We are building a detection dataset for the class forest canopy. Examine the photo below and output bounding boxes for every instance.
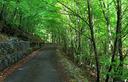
[0,0,128,82]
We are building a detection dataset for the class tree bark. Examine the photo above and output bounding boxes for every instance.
[87,0,100,82]
[105,0,123,82]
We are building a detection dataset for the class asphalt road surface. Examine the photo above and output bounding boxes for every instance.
[5,47,66,82]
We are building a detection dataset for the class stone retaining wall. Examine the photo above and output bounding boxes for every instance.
[0,39,31,71]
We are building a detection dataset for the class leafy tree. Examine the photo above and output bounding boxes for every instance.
[1,0,128,82]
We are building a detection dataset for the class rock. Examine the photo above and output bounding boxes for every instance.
[0,39,31,71]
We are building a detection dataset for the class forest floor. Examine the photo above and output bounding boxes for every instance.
[0,45,88,82]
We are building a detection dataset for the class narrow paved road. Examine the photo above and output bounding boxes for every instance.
[5,47,65,82]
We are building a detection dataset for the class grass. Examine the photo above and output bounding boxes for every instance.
[57,49,89,82]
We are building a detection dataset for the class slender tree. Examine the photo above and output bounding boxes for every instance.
[87,0,100,81]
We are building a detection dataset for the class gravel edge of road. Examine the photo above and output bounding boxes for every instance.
[56,49,89,82]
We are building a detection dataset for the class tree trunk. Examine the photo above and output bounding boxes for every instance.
[105,0,123,82]
[87,0,100,82]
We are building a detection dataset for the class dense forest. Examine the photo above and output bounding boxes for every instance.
[0,0,128,82]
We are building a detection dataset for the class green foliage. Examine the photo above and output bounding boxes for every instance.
[1,0,128,81]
